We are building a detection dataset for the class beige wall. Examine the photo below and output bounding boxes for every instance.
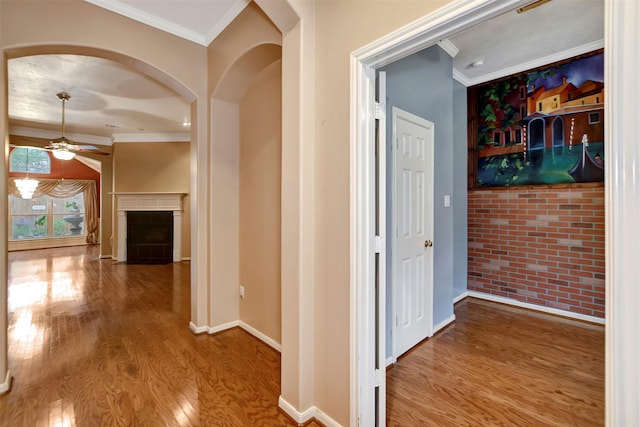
[239,60,282,343]
[0,0,459,423]
[112,141,191,258]
[0,0,9,390]
[206,3,282,331]
[100,155,113,258]
[312,1,450,423]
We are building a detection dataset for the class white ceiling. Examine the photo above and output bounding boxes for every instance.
[448,0,604,86]
[8,0,604,147]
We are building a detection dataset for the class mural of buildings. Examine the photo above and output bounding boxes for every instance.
[473,50,604,186]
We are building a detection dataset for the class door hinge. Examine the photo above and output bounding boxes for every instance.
[374,102,385,120]
[374,368,382,387]
[374,235,384,253]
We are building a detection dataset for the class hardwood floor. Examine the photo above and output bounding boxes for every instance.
[1,246,604,426]
[0,246,317,426]
[387,298,605,426]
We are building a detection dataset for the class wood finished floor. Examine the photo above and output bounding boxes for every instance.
[387,298,605,426]
[1,246,604,426]
[1,246,320,427]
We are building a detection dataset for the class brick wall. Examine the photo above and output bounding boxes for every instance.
[468,185,605,318]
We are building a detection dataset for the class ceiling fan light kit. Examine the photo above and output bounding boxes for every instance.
[47,91,77,161]
[52,148,76,160]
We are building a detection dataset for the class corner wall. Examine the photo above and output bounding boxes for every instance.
[239,60,282,343]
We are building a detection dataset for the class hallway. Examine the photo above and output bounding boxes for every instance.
[0,246,301,426]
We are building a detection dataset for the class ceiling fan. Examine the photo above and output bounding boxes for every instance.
[42,91,110,159]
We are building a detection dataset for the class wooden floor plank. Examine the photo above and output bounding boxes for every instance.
[0,246,603,426]
[386,298,604,426]
[0,246,313,427]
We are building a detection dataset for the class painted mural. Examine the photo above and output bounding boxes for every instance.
[474,50,604,187]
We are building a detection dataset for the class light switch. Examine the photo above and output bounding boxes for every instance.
[444,194,451,208]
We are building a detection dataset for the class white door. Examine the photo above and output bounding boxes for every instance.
[392,107,434,358]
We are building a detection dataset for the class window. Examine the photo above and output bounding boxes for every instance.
[10,147,50,174]
[10,193,86,240]
[493,130,502,147]
[515,128,522,144]
[504,128,512,145]
[589,112,601,124]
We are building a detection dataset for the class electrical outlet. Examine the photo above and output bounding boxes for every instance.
[239,286,245,299]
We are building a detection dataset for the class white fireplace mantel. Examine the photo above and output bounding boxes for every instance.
[112,192,187,262]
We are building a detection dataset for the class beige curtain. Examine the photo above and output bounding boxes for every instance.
[8,178,99,244]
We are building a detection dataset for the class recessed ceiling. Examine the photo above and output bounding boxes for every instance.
[8,0,604,147]
[9,54,191,145]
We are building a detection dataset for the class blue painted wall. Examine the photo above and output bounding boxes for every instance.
[381,45,467,358]
[453,79,468,300]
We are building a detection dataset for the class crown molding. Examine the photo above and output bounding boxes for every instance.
[204,0,251,45]
[85,0,208,46]
[460,39,604,87]
[437,38,459,58]
[9,126,113,146]
[112,132,190,143]
[452,68,472,86]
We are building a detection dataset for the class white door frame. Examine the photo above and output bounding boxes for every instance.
[353,0,639,425]
[391,107,435,360]
[350,0,562,425]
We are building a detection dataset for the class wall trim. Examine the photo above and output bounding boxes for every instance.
[385,356,396,367]
[181,257,191,261]
[207,320,240,334]
[0,371,11,394]
[437,38,459,58]
[238,321,281,352]
[189,320,282,352]
[461,39,605,87]
[278,396,342,427]
[314,407,342,427]
[468,291,605,325]
[189,322,208,334]
[453,291,469,304]
[433,314,456,334]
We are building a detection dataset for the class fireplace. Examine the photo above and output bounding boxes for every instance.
[126,211,173,264]
[113,192,186,263]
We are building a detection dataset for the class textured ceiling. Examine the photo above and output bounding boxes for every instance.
[448,0,604,86]
[8,0,604,146]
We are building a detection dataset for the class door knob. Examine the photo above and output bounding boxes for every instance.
[424,240,433,248]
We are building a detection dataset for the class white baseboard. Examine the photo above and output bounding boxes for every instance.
[208,320,240,334]
[189,322,208,334]
[190,320,282,352]
[239,321,281,352]
[314,407,342,427]
[467,291,606,325]
[99,254,112,259]
[0,370,12,394]
[278,396,342,427]
[278,396,315,424]
[432,314,456,334]
[453,291,469,304]
[181,257,191,261]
